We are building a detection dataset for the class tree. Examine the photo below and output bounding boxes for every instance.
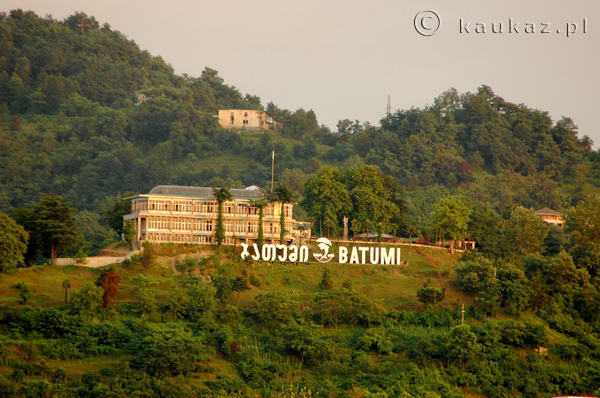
[448,324,481,365]
[31,195,81,265]
[280,324,332,365]
[185,281,217,320]
[232,276,250,304]
[319,269,334,290]
[96,268,122,310]
[416,279,446,309]
[70,284,103,319]
[567,195,600,277]
[454,256,495,293]
[0,212,29,272]
[468,206,501,257]
[274,183,294,244]
[500,206,548,259]
[211,269,234,304]
[213,187,233,248]
[123,220,136,250]
[131,274,159,316]
[253,291,297,332]
[105,192,135,237]
[62,279,71,304]
[348,165,400,234]
[250,198,267,247]
[302,165,351,236]
[10,282,33,305]
[133,326,211,377]
[434,196,471,250]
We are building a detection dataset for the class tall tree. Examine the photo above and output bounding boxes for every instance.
[0,212,29,272]
[274,183,294,244]
[213,187,233,249]
[31,195,81,265]
[302,165,351,236]
[106,191,135,237]
[500,206,548,259]
[566,195,600,277]
[250,198,267,247]
[347,165,400,235]
[96,268,122,310]
[434,196,471,250]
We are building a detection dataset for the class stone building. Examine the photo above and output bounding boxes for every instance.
[124,185,310,248]
[535,207,564,227]
[218,109,278,131]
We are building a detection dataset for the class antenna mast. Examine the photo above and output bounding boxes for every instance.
[270,150,275,196]
[386,95,391,117]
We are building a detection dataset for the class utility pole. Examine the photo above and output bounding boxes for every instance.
[270,150,274,196]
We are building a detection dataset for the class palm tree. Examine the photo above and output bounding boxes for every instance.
[62,279,71,304]
[250,198,268,247]
[273,183,294,245]
[213,187,233,249]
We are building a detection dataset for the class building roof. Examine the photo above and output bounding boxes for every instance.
[356,233,395,239]
[535,207,563,216]
[146,185,264,200]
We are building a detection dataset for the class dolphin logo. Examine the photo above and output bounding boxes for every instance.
[313,237,335,263]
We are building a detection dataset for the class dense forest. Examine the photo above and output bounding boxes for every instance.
[2,9,600,398]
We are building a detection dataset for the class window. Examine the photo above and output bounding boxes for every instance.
[243,120,248,124]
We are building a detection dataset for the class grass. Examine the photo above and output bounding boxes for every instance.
[0,243,468,311]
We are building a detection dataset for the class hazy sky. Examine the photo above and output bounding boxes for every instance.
[4,1,599,146]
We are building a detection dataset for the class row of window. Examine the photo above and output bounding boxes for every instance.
[145,217,289,235]
[132,199,291,217]
[147,233,213,244]
[145,233,250,245]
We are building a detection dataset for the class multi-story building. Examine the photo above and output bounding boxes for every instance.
[124,185,310,248]
[217,109,279,131]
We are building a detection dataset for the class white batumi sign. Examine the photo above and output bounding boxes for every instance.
[240,238,401,266]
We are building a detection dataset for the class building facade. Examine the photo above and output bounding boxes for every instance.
[218,109,278,131]
[535,208,564,227]
[124,185,310,248]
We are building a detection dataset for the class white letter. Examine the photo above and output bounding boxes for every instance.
[475,23,486,33]
[567,22,578,37]
[349,247,359,264]
[241,243,250,259]
[262,244,276,261]
[359,247,369,264]
[396,248,402,265]
[251,244,260,261]
[277,244,287,262]
[339,246,348,264]
[288,245,298,262]
[299,245,309,262]
[369,247,379,265]
[381,247,395,265]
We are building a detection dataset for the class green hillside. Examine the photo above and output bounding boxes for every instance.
[3,8,600,398]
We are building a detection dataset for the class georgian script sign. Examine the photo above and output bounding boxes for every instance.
[240,238,401,266]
